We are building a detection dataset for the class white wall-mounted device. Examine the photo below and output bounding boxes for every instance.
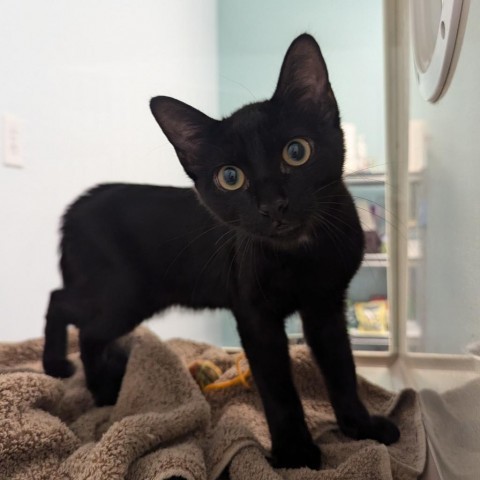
[410,0,464,102]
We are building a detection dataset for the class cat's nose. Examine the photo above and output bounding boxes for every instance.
[258,197,289,219]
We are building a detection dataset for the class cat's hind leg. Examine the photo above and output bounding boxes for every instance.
[79,333,129,406]
[78,275,148,406]
[43,288,80,378]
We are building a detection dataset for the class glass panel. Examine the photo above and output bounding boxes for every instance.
[218,0,389,349]
[407,0,480,354]
[406,6,480,476]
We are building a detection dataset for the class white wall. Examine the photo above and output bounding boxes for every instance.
[0,0,222,342]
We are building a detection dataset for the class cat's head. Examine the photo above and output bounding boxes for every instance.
[150,34,344,245]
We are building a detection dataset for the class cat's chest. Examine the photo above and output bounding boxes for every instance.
[234,243,357,308]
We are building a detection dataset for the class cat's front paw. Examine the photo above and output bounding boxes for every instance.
[91,383,121,406]
[345,415,400,445]
[364,415,400,445]
[270,440,321,470]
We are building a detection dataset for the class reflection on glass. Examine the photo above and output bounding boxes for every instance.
[407,0,480,354]
[346,179,389,351]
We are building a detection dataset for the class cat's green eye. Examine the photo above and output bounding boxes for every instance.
[216,165,246,191]
[282,138,312,166]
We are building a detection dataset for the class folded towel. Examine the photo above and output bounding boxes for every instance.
[0,327,425,479]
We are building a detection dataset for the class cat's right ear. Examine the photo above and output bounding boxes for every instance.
[272,34,333,108]
[150,96,217,178]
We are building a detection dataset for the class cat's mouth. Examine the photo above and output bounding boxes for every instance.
[269,221,303,239]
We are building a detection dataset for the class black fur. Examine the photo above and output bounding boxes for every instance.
[43,34,399,469]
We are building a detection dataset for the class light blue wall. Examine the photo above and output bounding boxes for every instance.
[218,0,386,170]
[217,0,387,347]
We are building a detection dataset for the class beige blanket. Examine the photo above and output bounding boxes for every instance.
[0,327,425,479]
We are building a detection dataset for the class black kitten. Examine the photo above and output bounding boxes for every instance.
[43,34,399,469]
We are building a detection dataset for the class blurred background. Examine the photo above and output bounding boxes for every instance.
[0,0,388,346]
[0,0,479,358]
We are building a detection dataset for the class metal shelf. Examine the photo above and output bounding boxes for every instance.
[287,332,390,351]
[344,171,423,185]
[362,248,421,268]
[344,173,387,185]
[362,252,389,267]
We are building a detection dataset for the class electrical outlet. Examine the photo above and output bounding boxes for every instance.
[3,114,23,168]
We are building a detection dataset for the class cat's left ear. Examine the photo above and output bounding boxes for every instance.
[272,34,334,107]
[150,96,217,178]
